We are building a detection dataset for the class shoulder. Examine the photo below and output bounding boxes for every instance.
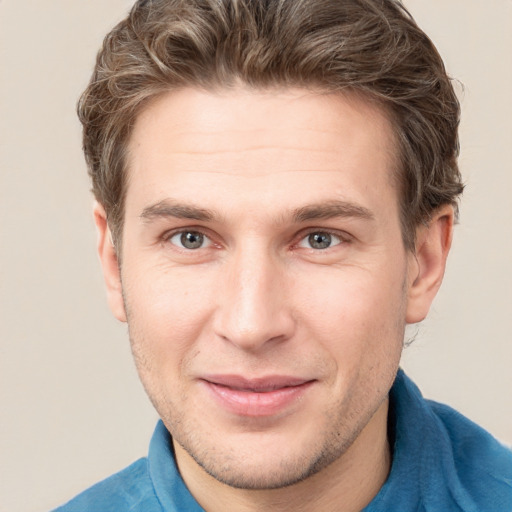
[428,399,512,509]
[377,370,512,511]
[52,458,163,512]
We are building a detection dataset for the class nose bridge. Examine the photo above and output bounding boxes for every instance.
[214,239,293,350]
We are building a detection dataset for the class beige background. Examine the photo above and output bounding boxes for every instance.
[0,1,511,511]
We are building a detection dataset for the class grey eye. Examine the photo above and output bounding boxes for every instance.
[169,231,210,250]
[299,232,342,250]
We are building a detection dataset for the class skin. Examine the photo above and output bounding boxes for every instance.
[95,87,453,512]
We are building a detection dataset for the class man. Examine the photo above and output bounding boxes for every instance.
[54,0,512,510]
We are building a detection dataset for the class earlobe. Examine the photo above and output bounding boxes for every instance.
[93,201,127,322]
[406,205,455,324]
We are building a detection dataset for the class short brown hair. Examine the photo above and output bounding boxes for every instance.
[78,0,463,250]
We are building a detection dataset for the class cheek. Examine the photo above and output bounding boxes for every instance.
[122,264,218,368]
[294,264,407,350]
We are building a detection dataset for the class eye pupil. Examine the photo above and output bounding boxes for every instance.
[309,232,332,249]
[180,231,204,249]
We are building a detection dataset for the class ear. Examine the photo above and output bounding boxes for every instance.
[406,205,454,324]
[93,201,127,322]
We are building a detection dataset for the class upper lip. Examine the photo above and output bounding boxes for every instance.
[201,375,314,392]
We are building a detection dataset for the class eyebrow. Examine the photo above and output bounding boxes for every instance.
[292,200,375,223]
[140,200,215,222]
[140,198,374,224]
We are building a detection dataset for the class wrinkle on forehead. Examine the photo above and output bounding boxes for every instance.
[126,87,400,202]
[129,86,395,150]
[150,145,346,156]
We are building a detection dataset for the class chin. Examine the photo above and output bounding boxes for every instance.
[175,425,357,491]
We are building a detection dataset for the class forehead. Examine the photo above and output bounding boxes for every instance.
[125,87,398,219]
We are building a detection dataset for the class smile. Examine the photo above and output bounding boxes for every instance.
[201,375,315,417]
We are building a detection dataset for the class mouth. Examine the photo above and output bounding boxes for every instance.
[200,375,316,417]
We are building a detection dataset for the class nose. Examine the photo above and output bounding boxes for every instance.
[212,244,296,352]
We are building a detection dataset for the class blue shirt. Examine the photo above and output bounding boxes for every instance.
[53,370,512,511]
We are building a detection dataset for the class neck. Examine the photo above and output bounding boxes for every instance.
[174,399,391,512]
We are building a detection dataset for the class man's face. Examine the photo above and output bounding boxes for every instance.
[111,88,416,488]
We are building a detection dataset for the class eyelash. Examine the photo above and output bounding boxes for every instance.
[162,227,351,252]
[162,228,216,251]
[299,231,341,249]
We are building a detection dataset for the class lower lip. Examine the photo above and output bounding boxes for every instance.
[203,380,314,417]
